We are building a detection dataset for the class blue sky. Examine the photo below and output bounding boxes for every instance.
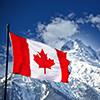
[0,0,100,75]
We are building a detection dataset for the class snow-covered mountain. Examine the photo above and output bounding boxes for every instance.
[61,39,99,61]
[97,50,100,61]
[0,39,100,100]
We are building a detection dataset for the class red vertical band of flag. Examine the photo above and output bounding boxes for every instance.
[10,32,31,77]
[55,49,70,83]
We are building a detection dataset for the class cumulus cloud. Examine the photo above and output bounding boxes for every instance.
[83,14,100,30]
[75,14,100,30]
[37,23,45,33]
[36,13,100,48]
[37,17,79,48]
[76,14,100,24]
[86,14,100,23]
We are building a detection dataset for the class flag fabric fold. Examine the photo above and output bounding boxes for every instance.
[10,32,70,83]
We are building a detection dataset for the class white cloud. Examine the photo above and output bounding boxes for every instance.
[1,45,7,51]
[8,61,13,73]
[0,44,13,75]
[76,18,84,24]
[37,23,46,33]
[88,14,100,23]
[67,12,75,19]
[96,24,100,30]
[85,14,100,30]
[91,24,95,28]
[76,14,100,24]
[27,29,31,32]
[74,14,100,30]
[37,17,79,48]
[20,29,34,38]
[20,30,27,35]
[36,13,100,48]
[83,12,88,15]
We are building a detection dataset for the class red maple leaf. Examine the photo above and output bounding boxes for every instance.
[33,49,55,74]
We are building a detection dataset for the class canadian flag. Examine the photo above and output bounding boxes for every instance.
[10,32,70,83]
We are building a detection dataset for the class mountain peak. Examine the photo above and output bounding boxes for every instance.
[74,39,85,47]
[61,39,99,61]
[75,39,81,42]
[61,39,84,51]
[61,40,74,51]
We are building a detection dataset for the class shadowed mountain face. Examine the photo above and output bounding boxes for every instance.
[0,39,100,100]
[0,74,75,100]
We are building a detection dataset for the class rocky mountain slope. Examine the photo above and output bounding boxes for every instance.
[0,39,100,100]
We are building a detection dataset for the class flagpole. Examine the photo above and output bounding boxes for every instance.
[4,23,10,100]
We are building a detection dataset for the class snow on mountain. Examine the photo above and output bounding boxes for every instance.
[0,74,75,100]
[0,75,3,80]
[97,50,100,61]
[0,39,100,100]
[62,39,100,99]
[61,39,99,61]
